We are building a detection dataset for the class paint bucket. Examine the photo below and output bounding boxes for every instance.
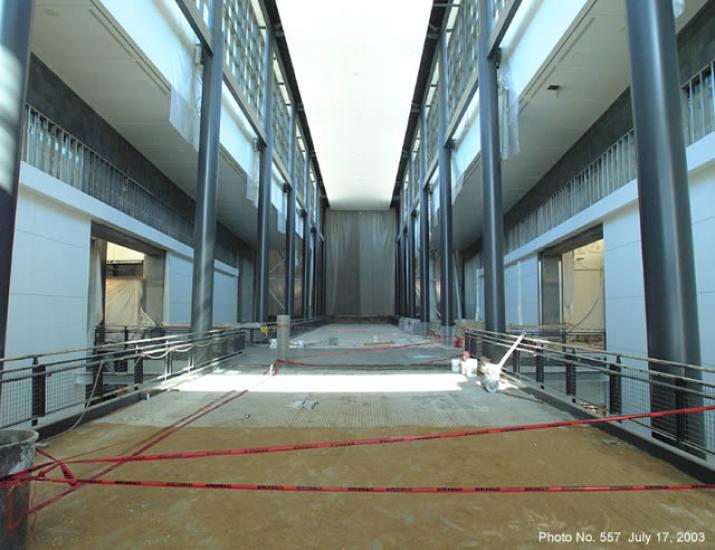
[0,429,38,549]
[451,358,461,373]
[462,358,480,378]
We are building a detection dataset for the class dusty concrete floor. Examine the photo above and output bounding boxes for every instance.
[25,324,715,549]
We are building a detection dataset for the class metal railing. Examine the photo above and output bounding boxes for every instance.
[505,130,637,252]
[683,59,715,146]
[505,56,715,254]
[20,105,242,266]
[0,328,247,430]
[464,329,715,461]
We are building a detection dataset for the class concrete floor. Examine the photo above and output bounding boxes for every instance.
[26,324,715,548]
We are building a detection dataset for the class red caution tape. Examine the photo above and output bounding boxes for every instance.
[18,405,715,471]
[27,367,272,514]
[29,476,715,494]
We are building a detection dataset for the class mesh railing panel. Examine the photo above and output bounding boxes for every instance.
[465,329,715,461]
[0,328,247,430]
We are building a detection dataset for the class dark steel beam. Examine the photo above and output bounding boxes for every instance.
[0,0,33,360]
[284,107,297,317]
[407,160,416,317]
[437,31,454,330]
[625,0,702,443]
[254,29,275,323]
[487,0,522,58]
[478,0,506,350]
[175,0,212,53]
[302,154,311,318]
[391,2,449,208]
[190,0,224,335]
[419,108,431,326]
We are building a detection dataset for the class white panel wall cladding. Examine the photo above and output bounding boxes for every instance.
[473,137,715,369]
[506,255,540,326]
[8,163,240,356]
[6,190,91,358]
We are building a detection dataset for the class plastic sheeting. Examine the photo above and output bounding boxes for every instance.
[498,59,520,160]
[87,240,105,344]
[325,210,396,316]
[105,277,156,328]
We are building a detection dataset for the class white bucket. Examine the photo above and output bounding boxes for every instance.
[451,358,461,373]
[462,358,479,378]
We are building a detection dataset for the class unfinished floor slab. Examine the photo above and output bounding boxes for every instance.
[25,324,715,548]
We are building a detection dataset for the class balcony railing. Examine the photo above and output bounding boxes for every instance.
[505,130,637,253]
[21,106,246,266]
[683,59,715,146]
[21,106,194,243]
[504,56,715,254]
[465,329,715,461]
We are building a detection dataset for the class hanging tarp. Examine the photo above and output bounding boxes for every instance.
[325,210,396,316]
[105,277,155,328]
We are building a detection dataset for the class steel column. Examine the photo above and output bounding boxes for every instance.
[190,0,224,335]
[0,0,33,360]
[284,107,297,317]
[419,108,430,327]
[437,31,454,331]
[478,0,506,353]
[302,154,311,319]
[254,29,275,323]
[407,159,416,318]
[625,0,702,441]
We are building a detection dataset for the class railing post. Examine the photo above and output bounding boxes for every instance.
[609,354,622,415]
[565,348,576,400]
[513,348,520,375]
[31,356,46,426]
[87,358,104,405]
[535,345,544,385]
[277,314,290,363]
[133,355,144,388]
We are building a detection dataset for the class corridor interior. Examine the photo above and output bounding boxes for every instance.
[26,323,715,549]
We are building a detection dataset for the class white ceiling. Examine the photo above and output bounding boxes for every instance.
[278,0,432,210]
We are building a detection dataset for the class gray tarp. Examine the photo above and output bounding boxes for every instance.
[325,210,396,316]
